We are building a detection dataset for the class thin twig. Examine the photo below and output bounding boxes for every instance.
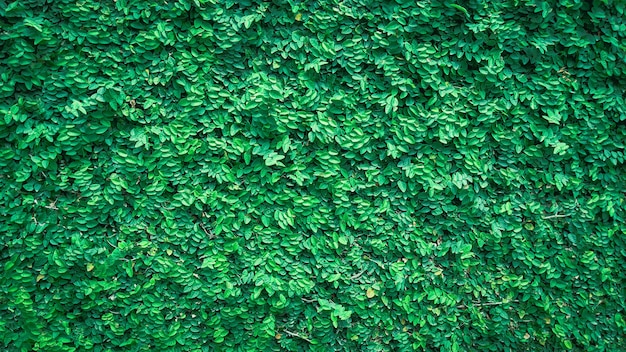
[199,223,214,238]
[283,330,312,343]
[45,199,58,210]
[350,268,367,280]
[457,300,519,309]
[301,297,316,303]
[368,258,385,269]
[542,213,572,220]
[476,300,519,306]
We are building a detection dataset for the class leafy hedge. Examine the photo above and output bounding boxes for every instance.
[1,0,626,350]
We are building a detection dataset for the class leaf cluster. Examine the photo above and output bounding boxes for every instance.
[1,0,625,351]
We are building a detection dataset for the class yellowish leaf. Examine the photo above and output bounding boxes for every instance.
[36,274,45,282]
[295,13,302,21]
[166,249,173,255]
[87,263,94,272]
[366,288,376,298]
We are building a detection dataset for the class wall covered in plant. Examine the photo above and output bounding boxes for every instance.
[1,0,625,350]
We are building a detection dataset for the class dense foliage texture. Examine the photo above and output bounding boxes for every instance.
[1,0,626,350]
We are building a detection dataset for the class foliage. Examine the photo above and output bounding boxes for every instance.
[1,0,626,350]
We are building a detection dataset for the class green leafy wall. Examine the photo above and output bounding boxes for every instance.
[1,0,625,350]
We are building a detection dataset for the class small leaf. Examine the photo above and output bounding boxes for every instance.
[447,3,469,17]
[366,288,376,299]
[563,340,573,349]
[87,263,95,272]
[125,263,134,277]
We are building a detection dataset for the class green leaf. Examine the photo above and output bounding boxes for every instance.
[447,4,469,17]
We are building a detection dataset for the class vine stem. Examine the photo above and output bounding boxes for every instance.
[283,329,312,343]
[457,300,519,309]
[350,268,367,280]
[542,213,572,219]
